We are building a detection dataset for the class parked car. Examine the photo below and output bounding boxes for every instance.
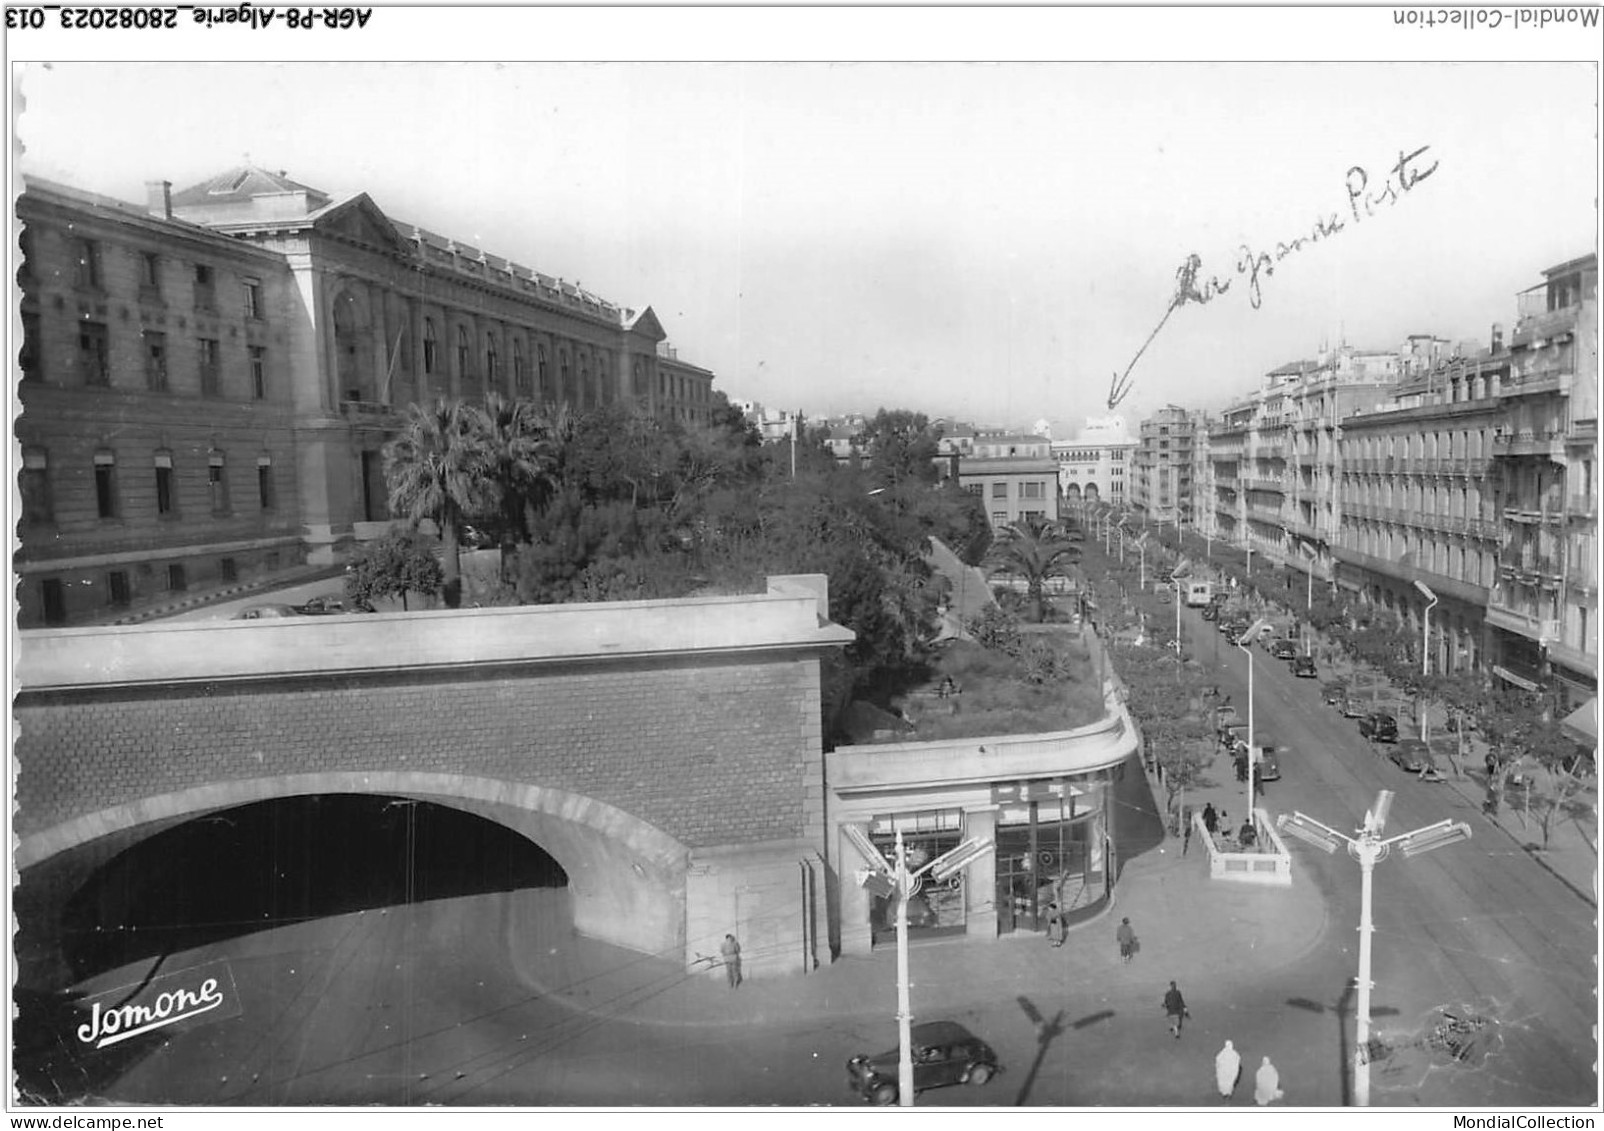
[1340,695,1372,719]
[1270,639,1299,660]
[1320,679,1348,704]
[1213,703,1238,728]
[231,604,299,620]
[1257,744,1283,781]
[1157,588,1172,604]
[293,594,372,615]
[1358,712,1399,743]
[847,1020,1000,1105]
[1201,605,1219,622]
[1292,655,1318,679]
[1388,738,1444,779]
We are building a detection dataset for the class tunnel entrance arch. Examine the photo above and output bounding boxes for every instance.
[17,772,691,965]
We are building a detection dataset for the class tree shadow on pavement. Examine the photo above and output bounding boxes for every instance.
[1013,996,1115,1105]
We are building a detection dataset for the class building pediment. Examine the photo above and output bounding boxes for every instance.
[310,194,412,255]
[624,305,667,343]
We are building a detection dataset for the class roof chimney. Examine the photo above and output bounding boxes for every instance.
[1491,323,1504,354]
[145,180,172,219]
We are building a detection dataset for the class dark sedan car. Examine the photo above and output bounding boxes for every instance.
[1388,738,1445,779]
[1270,639,1299,660]
[231,604,299,620]
[1292,655,1318,678]
[848,1020,1000,1105]
[1320,679,1348,705]
[294,594,376,615]
[1358,712,1399,743]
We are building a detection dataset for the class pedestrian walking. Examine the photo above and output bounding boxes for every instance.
[1254,1056,1284,1105]
[1116,916,1137,963]
[1183,811,1193,855]
[1046,903,1063,947]
[720,933,743,988]
[1202,803,1218,835]
[1162,980,1189,1038]
[1215,1039,1241,1101]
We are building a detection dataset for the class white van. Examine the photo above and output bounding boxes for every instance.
[1184,581,1212,607]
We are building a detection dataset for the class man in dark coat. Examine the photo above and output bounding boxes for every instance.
[1202,803,1219,834]
[1163,981,1189,1038]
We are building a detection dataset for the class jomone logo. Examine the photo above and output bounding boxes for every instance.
[76,959,241,1049]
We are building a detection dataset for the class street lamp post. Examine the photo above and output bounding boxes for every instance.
[1277,797,1471,1107]
[1414,580,1438,677]
[843,827,992,1107]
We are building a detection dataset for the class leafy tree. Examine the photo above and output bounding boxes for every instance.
[478,392,562,578]
[344,527,443,611]
[984,518,1082,623]
[859,408,943,490]
[383,399,495,608]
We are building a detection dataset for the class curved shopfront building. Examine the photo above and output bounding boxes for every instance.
[828,690,1137,956]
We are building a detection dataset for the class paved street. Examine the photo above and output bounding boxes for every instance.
[35,583,1597,1108]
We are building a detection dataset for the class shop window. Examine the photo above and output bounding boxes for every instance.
[167,563,187,592]
[108,570,131,608]
[220,557,238,584]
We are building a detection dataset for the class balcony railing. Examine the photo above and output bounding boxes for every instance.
[1492,429,1566,457]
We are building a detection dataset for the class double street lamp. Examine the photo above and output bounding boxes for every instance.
[843,827,992,1107]
[1278,795,1471,1107]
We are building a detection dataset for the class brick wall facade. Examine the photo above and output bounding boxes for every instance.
[15,653,823,855]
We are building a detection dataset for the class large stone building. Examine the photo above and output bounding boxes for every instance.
[15,168,716,627]
[1050,415,1136,516]
[956,432,1059,528]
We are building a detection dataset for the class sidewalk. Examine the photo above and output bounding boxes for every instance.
[1422,703,1598,907]
[507,788,1329,1035]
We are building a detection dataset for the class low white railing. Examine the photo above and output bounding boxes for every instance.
[1196,806,1293,887]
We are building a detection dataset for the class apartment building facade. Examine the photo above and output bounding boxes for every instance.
[1485,254,1598,707]
[1131,405,1197,527]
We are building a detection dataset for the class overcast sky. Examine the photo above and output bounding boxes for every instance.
[15,59,1599,435]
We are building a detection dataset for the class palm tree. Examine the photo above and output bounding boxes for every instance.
[985,517,1082,623]
[383,398,494,608]
[480,391,563,579]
